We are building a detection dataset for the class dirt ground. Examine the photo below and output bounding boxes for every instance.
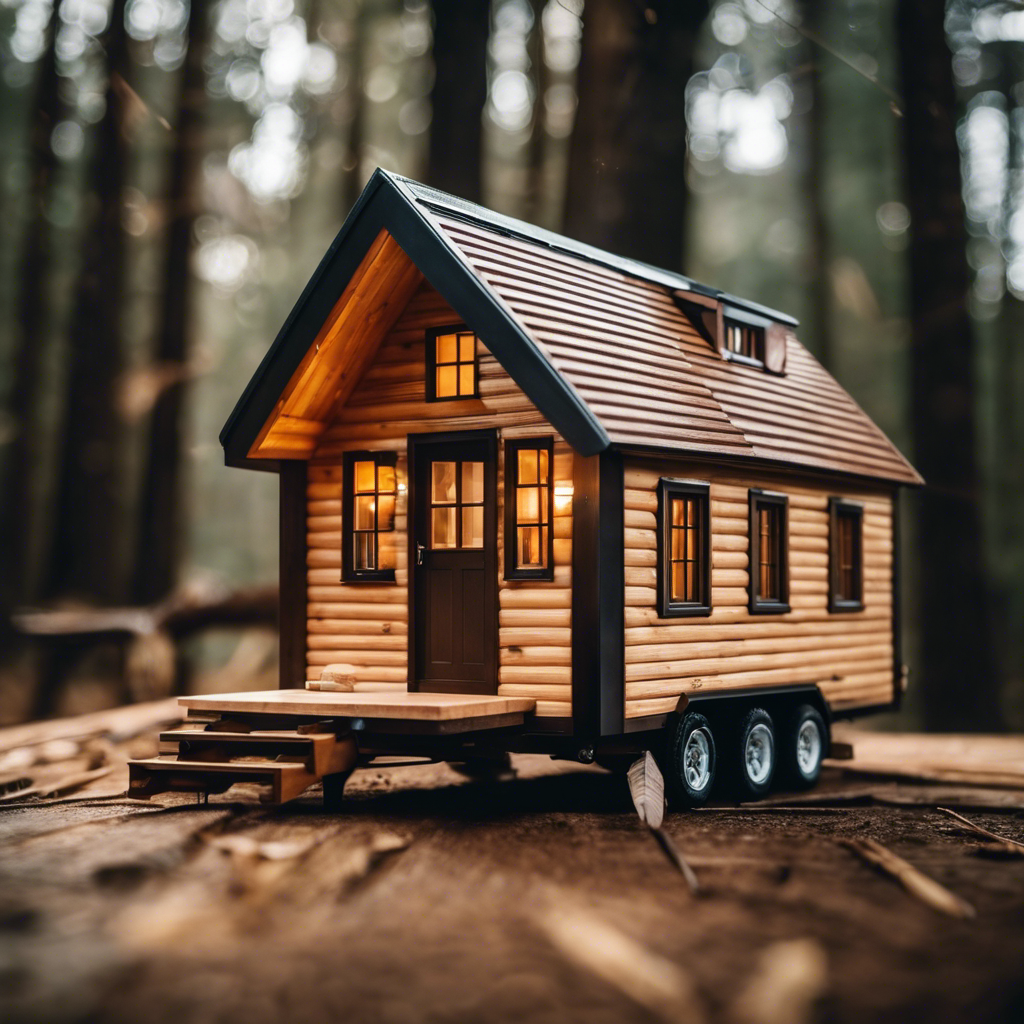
[2,729,1024,1024]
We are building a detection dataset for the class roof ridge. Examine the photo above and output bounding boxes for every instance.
[385,171,799,328]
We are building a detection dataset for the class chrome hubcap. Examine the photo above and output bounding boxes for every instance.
[744,723,773,784]
[683,728,711,792]
[796,719,822,776]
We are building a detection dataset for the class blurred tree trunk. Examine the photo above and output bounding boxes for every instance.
[132,0,210,604]
[426,0,489,202]
[343,0,367,214]
[45,0,132,604]
[993,44,1024,719]
[896,0,1000,730]
[563,0,708,270]
[802,0,833,370]
[525,0,549,227]
[0,10,60,609]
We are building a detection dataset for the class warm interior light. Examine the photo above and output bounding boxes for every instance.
[554,483,573,515]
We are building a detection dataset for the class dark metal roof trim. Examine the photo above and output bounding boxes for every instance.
[609,442,923,490]
[395,173,800,327]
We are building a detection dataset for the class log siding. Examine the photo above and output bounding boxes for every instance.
[623,458,896,719]
[305,281,573,717]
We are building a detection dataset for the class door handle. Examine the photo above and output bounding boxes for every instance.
[416,543,425,566]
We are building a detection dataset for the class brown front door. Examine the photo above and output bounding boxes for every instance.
[411,433,497,693]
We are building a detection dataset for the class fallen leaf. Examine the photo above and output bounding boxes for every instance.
[628,751,665,828]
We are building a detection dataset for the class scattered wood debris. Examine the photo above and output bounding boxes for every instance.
[937,807,1024,858]
[0,765,114,804]
[729,938,828,1024]
[840,837,976,919]
[535,901,706,1024]
[827,728,1024,791]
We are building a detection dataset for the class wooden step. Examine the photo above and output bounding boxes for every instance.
[158,730,343,774]
[129,757,317,804]
[128,730,358,805]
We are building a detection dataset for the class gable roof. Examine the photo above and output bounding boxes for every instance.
[221,169,921,486]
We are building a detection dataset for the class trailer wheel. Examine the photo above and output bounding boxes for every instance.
[780,704,827,789]
[665,712,717,807]
[733,708,776,799]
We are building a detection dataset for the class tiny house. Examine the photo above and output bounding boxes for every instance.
[129,170,921,808]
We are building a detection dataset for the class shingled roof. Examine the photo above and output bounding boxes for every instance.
[221,169,921,486]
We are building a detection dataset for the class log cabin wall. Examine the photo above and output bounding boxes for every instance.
[623,458,895,720]
[304,281,573,717]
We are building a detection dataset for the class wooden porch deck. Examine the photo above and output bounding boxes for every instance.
[179,689,537,722]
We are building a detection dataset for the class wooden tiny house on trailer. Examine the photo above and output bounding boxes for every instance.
[129,170,922,807]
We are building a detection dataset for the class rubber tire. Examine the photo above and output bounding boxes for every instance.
[779,704,828,790]
[732,707,776,800]
[663,712,717,808]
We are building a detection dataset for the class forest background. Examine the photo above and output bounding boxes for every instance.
[0,0,1020,732]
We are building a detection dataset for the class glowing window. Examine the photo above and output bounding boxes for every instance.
[427,327,477,400]
[342,450,398,582]
[657,479,711,617]
[504,438,553,580]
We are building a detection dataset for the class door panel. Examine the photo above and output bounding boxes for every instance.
[412,434,497,693]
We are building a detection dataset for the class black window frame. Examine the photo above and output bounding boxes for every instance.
[828,497,865,612]
[721,305,769,367]
[748,489,790,614]
[341,449,398,583]
[504,436,555,581]
[657,479,712,618]
[425,324,479,402]
[723,319,766,365]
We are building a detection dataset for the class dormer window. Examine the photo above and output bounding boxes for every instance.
[724,319,765,363]
[674,295,787,374]
[426,326,478,401]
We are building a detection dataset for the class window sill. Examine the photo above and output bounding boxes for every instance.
[722,350,765,370]
[828,598,865,614]
[342,571,397,584]
[658,603,712,619]
[424,393,479,404]
[504,569,555,583]
[749,600,791,616]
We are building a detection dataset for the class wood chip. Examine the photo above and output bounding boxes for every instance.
[839,837,975,919]
[209,833,321,861]
[729,938,828,1024]
[535,903,706,1024]
[937,807,1024,857]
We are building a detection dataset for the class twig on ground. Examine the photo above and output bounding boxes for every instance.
[937,807,1024,857]
[839,837,975,919]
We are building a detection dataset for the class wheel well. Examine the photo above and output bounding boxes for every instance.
[592,685,831,763]
[686,685,831,734]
